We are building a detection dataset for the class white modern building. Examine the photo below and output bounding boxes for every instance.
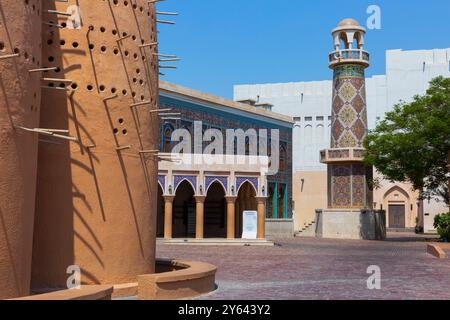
[234,48,450,234]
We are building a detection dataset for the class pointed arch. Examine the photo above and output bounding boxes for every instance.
[236,178,258,195]
[354,31,363,49]
[173,180,196,238]
[204,181,227,238]
[174,178,196,194]
[205,178,227,195]
[174,175,197,194]
[235,181,258,237]
[339,32,349,49]
[383,185,410,201]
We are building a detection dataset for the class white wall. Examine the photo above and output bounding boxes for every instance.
[423,198,449,233]
[386,49,450,109]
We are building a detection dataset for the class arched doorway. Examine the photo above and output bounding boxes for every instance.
[156,184,165,238]
[383,186,411,229]
[204,182,226,238]
[235,182,257,238]
[173,180,196,238]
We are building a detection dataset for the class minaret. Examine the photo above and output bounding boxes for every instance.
[320,19,373,212]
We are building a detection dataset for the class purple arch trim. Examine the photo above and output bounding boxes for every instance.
[236,177,258,194]
[174,175,197,193]
[205,176,228,194]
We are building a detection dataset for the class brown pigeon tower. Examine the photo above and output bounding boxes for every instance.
[0,0,42,299]
[31,0,160,289]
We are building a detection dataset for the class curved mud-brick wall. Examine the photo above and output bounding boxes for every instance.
[32,0,159,288]
[0,1,42,299]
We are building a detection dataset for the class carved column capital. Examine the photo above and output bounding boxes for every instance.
[163,195,175,203]
[225,196,237,204]
[194,195,206,204]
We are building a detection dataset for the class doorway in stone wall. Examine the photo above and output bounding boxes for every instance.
[235,182,257,238]
[389,204,406,229]
[173,180,196,238]
[204,182,227,238]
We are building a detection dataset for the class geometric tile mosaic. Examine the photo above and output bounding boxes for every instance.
[328,64,372,209]
[339,81,356,102]
[339,105,357,127]
[352,94,365,114]
[339,131,357,148]
[352,118,366,143]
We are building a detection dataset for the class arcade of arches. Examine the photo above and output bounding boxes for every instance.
[157,180,263,239]
[156,152,271,241]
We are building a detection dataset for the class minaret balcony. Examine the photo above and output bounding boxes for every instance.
[328,49,370,68]
[320,148,366,164]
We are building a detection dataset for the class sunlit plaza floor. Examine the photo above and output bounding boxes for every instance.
[156,233,450,300]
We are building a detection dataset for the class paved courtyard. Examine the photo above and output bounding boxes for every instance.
[157,233,450,300]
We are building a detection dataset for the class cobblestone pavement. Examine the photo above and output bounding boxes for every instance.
[156,233,450,300]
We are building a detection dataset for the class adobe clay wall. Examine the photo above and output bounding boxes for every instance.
[0,0,42,299]
[32,0,159,289]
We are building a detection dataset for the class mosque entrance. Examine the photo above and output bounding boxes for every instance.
[204,182,227,238]
[173,180,196,238]
[235,182,257,238]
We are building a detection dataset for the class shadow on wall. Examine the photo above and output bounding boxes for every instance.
[31,2,76,287]
[0,1,44,298]
[0,206,20,297]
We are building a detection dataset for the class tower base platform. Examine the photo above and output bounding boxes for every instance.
[315,209,386,240]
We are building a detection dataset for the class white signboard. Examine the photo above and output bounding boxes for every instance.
[242,211,258,240]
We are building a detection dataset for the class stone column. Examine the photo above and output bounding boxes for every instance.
[225,197,237,239]
[164,196,175,239]
[256,197,267,240]
[195,196,206,239]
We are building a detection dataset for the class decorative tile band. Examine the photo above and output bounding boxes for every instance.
[333,64,365,78]
[331,165,352,208]
[331,64,368,149]
[330,164,371,209]
[329,149,350,159]
[353,149,365,158]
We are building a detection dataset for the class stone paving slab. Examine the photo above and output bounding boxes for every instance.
[157,238,274,246]
[156,233,450,300]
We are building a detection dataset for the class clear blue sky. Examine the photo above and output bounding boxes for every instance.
[157,0,450,98]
